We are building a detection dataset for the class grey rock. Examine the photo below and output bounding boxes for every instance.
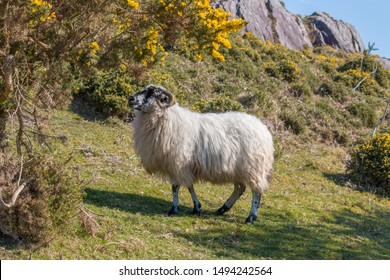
[215,0,312,50]
[266,0,312,50]
[214,0,366,54]
[214,0,274,42]
[308,12,365,53]
[376,57,390,69]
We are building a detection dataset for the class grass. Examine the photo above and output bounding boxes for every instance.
[1,98,389,260]
[1,34,389,260]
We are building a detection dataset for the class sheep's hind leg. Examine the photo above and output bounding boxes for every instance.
[168,184,180,216]
[187,185,202,216]
[245,191,262,224]
[216,184,246,215]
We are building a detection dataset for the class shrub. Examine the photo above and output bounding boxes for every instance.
[335,69,384,96]
[75,70,135,120]
[317,80,348,101]
[347,102,377,127]
[348,134,390,193]
[263,59,302,83]
[289,81,312,98]
[192,96,243,113]
[0,153,84,242]
[336,55,388,96]
[280,111,306,134]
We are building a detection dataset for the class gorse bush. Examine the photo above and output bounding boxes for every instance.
[317,80,349,101]
[336,54,389,96]
[74,69,136,120]
[280,111,306,135]
[348,134,390,193]
[263,59,302,83]
[192,96,243,113]
[0,153,84,242]
[347,102,377,127]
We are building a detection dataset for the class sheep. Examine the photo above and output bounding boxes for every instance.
[128,85,274,223]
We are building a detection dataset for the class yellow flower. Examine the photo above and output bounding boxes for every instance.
[212,49,225,61]
[89,41,100,53]
[32,0,43,6]
[119,64,127,72]
[127,0,139,10]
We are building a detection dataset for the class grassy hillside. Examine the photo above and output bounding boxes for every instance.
[1,34,389,259]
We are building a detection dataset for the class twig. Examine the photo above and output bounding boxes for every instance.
[353,65,378,92]
[80,205,106,217]
[372,98,390,137]
[0,179,33,209]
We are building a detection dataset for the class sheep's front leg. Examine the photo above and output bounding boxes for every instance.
[187,185,202,216]
[168,184,180,216]
[245,191,262,224]
[216,184,246,215]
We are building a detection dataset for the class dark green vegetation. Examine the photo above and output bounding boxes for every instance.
[1,32,390,259]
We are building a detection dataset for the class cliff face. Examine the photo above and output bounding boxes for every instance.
[214,0,365,53]
[214,0,275,42]
[308,12,365,53]
[266,0,313,50]
[215,0,312,50]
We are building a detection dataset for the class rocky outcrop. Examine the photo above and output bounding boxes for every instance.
[376,57,390,69]
[266,0,312,50]
[214,0,275,42]
[307,12,365,53]
[214,0,312,50]
[215,0,366,53]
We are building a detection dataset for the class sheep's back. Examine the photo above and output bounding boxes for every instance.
[194,112,274,190]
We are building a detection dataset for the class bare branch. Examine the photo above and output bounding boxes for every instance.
[372,98,390,137]
[0,155,33,209]
[0,179,32,209]
[353,65,378,92]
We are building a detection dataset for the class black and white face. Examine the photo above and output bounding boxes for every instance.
[128,85,172,113]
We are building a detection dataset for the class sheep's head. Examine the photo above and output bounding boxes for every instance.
[129,84,175,113]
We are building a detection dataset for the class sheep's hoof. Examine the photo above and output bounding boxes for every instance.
[216,204,230,216]
[168,206,180,216]
[192,203,202,216]
[245,215,257,224]
[192,208,201,216]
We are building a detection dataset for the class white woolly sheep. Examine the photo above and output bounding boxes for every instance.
[128,85,274,223]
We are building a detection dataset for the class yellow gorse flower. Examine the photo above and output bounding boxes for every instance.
[89,41,100,53]
[127,0,139,10]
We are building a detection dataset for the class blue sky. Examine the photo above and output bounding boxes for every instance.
[282,0,390,58]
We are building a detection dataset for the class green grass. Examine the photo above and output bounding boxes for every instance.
[1,35,389,260]
[1,98,389,260]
